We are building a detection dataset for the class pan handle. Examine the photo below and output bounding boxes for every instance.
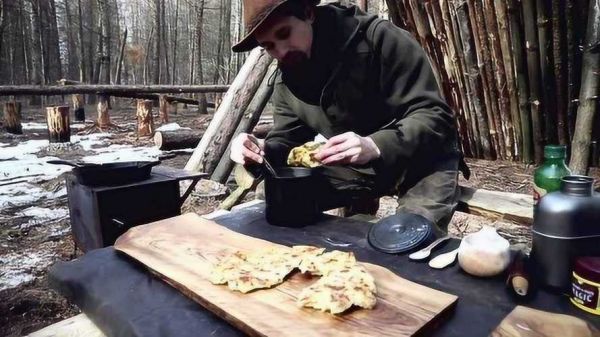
[46,159,84,168]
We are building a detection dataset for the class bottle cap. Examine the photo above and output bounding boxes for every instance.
[544,145,567,159]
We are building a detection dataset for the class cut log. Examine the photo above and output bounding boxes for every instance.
[97,95,111,127]
[137,100,155,137]
[185,48,273,174]
[0,84,231,96]
[46,106,71,143]
[154,130,203,151]
[3,101,23,134]
[159,95,169,123]
[457,186,533,225]
[72,94,85,121]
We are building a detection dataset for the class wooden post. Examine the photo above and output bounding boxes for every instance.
[3,101,23,134]
[169,101,178,116]
[97,95,111,127]
[159,95,169,123]
[569,0,600,174]
[46,106,71,143]
[72,94,85,121]
[137,99,155,137]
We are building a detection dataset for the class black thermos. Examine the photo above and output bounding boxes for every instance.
[532,176,600,292]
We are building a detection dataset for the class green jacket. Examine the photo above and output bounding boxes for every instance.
[265,4,459,184]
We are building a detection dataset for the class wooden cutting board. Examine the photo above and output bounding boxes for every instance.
[114,213,458,337]
[490,306,600,337]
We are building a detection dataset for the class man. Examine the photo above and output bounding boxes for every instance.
[230,0,467,234]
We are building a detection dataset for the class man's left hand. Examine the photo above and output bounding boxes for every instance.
[314,132,381,165]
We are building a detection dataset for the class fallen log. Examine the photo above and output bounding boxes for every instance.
[457,186,533,225]
[0,84,230,96]
[154,130,203,151]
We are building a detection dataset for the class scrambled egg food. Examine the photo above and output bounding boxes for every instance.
[286,141,325,168]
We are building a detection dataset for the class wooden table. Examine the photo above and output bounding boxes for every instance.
[46,202,599,337]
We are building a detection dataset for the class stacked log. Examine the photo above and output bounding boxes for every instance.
[3,101,23,134]
[46,106,71,143]
[388,0,595,165]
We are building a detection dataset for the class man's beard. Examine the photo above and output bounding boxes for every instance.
[279,50,309,74]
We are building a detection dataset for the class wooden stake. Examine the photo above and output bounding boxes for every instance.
[569,0,600,174]
[97,95,111,127]
[522,0,545,163]
[46,106,71,143]
[3,101,23,134]
[137,99,155,138]
[72,94,85,122]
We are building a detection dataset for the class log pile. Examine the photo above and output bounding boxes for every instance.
[387,0,597,165]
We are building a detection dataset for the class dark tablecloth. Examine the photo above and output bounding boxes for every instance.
[49,204,600,337]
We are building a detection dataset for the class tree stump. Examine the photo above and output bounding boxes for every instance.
[3,101,23,134]
[159,95,169,123]
[154,130,203,151]
[137,99,155,137]
[46,106,71,143]
[72,94,85,122]
[97,95,111,127]
[169,101,178,116]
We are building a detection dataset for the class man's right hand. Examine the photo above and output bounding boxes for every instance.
[230,133,265,165]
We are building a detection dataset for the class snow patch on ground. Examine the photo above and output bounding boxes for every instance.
[0,248,57,291]
[16,207,69,229]
[71,133,113,151]
[0,183,66,209]
[156,123,190,132]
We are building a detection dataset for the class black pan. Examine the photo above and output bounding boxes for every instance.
[47,159,161,186]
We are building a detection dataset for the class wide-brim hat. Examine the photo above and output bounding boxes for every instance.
[232,0,321,53]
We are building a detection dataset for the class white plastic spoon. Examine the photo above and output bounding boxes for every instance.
[428,248,460,269]
[408,235,452,261]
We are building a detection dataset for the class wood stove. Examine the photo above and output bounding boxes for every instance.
[65,166,206,252]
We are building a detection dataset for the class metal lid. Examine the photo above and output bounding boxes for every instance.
[574,257,600,283]
[544,145,567,159]
[368,213,432,254]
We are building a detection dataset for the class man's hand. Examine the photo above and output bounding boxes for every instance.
[230,133,265,165]
[314,132,381,165]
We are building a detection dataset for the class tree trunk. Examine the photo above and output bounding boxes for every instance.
[569,0,600,175]
[171,0,179,85]
[72,94,85,121]
[137,99,155,137]
[154,130,203,151]
[154,0,162,84]
[46,106,70,143]
[185,49,273,174]
[115,28,128,85]
[159,95,169,123]
[3,101,22,134]
[522,0,545,163]
[77,0,85,83]
[195,0,207,114]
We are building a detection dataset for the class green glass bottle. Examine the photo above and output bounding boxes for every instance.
[533,145,572,205]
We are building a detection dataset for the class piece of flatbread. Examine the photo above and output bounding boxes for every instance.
[298,263,377,314]
[299,250,357,276]
[287,141,324,168]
